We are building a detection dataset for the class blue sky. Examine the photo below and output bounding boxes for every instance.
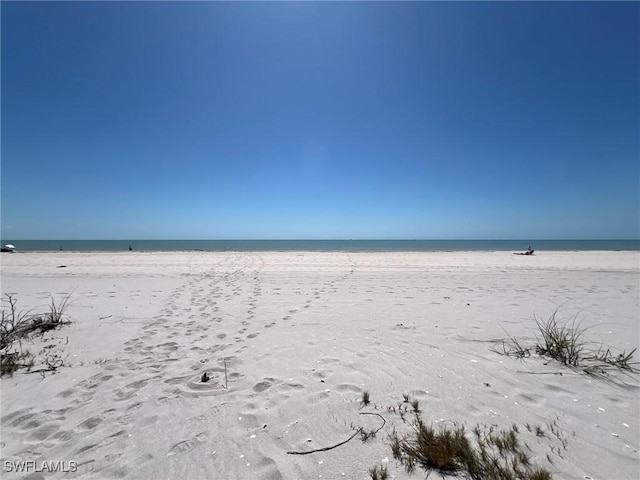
[2,1,638,240]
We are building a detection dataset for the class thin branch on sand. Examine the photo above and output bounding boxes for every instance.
[360,412,386,435]
[286,412,386,455]
[287,430,361,455]
[223,358,228,389]
[516,371,564,376]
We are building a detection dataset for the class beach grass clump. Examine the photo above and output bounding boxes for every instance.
[533,311,587,367]
[494,310,639,379]
[361,390,371,406]
[391,419,554,480]
[1,294,72,377]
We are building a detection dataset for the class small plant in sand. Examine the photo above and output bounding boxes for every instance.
[0,350,35,377]
[582,346,640,378]
[361,390,371,406]
[494,310,640,379]
[491,334,531,359]
[360,427,378,442]
[1,294,72,377]
[368,464,389,480]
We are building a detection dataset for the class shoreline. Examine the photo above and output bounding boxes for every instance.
[3,248,640,253]
[2,239,638,254]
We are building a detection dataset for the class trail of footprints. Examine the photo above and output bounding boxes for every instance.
[1,253,361,478]
[0,256,231,476]
[281,253,357,322]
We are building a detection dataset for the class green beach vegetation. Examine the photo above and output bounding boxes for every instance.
[493,310,640,379]
[1,294,72,377]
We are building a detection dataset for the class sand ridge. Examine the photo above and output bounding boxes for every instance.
[1,251,638,479]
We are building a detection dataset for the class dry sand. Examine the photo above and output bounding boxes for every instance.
[1,250,638,479]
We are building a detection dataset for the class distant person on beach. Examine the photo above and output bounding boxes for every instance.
[129,244,133,251]
[514,245,534,256]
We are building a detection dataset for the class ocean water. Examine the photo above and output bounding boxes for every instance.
[1,239,638,252]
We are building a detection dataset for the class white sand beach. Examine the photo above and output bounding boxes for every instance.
[1,251,638,480]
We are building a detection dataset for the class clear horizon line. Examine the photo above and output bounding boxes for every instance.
[3,238,639,242]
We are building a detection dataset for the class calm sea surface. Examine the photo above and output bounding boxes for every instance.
[1,240,638,252]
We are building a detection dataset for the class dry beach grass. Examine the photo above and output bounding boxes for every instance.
[1,294,73,377]
[0,250,638,479]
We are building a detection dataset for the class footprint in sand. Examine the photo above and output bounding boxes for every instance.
[1,408,33,425]
[10,412,53,431]
[56,389,75,399]
[77,415,103,430]
[336,384,363,394]
[76,430,127,456]
[52,430,76,442]
[113,376,160,401]
[283,381,305,391]
[250,456,284,480]
[25,423,63,442]
[139,415,158,427]
[104,452,123,463]
[167,432,208,456]
[117,414,134,426]
[253,378,277,392]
